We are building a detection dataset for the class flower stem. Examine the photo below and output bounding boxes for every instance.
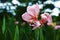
[39,28,44,40]
[34,29,39,40]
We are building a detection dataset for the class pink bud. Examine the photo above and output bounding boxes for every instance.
[55,25,60,30]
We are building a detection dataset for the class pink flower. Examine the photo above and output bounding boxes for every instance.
[41,13,60,30]
[22,3,41,30]
[40,13,47,25]
[44,13,52,25]
[22,3,39,23]
[41,13,52,26]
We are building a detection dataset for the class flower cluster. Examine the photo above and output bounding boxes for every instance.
[22,3,60,30]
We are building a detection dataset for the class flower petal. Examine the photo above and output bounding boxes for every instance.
[22,12,32,22]
[27,3,39,16]
[29,21,41,30]
[44,13,52,25]
[40,14,47,24]
[41,13,52,25]
[41,14,47,20]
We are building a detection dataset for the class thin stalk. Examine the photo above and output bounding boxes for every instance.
[34,29,39,40]
[39,28,44,40]
[43,28,48,40]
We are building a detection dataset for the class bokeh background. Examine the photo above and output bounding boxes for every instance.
[0,0,60,40]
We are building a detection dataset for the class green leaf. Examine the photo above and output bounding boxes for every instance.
[56,29,60,40]
[2,15,6,34]
[14,25,19,40]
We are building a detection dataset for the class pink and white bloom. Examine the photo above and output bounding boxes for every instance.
[41,13,52,26]
[41,13,60,30]
[40,13,47,25]
[22,3,39,23]
[44,13,52,25]
[22,3,41,30]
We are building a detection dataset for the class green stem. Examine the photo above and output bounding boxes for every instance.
[34,29,39,40]
[39,28,44,40]
[23,31,29,40]
[56,34,59,40]
[54,30,56,40]
[56,29,60,40]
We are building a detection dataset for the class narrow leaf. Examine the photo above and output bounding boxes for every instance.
[14,25,19,40]
[2,15,5,34]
